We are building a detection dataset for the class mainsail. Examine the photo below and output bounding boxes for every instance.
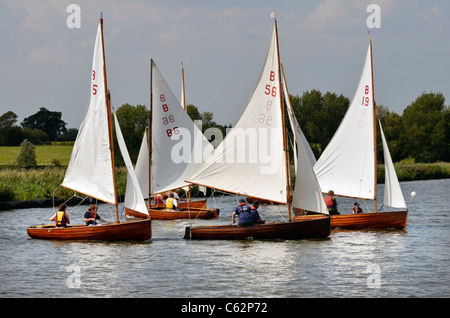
[150,60,214,194]
[188,25,287,203]
[61,21,116,205]
[314,44,375,200]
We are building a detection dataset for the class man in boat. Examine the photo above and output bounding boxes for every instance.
[325,190,340,215]
[84,205,108,226]
[166,193,180,211]
[49,203,70,227]
[250,201,266,224]
[352,202,363,214]
[232,199,254,227]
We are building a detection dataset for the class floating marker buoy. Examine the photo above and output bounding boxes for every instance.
[411,191,416,197]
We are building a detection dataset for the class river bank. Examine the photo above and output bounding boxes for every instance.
[1,162,449,210]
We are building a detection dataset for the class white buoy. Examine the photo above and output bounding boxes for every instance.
[411,191,416,197]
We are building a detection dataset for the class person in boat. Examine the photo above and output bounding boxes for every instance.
[49,203,70,227]
[352,202,363,214]
[250,201,266,224]
[232,199,254,227]
[325,190,340,215]
[154,193,164,205]
[166,193,180,211]
[84,205,108,226]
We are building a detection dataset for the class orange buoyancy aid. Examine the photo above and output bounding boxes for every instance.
[325,196,335,209]
[56,211,68,227]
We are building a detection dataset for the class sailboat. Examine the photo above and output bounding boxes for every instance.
[294,38,407,229]
[27,16,151,241]
[124,60,219,220]
[184,17,330,240]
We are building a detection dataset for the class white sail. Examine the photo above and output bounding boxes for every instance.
[151,60,214,194]
[61,21,116,205]
[114,114,148,215]
[314,44,375,200]
[188,25,287,203]
[129,130,149,199]
[379,121,407,209]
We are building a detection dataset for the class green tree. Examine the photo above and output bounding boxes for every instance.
[290,90,349,157]
[21,107,67,141]
[0,111,25,146]
[16,139,37,169]
[400,92,447,162]
[377,105,403,163]
[114,104,148,165]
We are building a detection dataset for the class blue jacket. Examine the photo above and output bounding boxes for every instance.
[234,204,253,224]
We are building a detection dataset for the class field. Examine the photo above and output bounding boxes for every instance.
[0,145,73,166]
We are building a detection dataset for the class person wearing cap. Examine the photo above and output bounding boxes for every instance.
[232,199,253,227]
[352,202,363,214]
[250,201,266,224]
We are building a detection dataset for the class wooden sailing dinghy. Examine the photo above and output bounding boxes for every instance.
[124,60,219,220]
[184,17,330,240]
[294,38,407,229]
[27,16,151,241]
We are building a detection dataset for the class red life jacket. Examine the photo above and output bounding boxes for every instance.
[325,196,334,208]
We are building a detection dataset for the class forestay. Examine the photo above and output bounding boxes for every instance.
[314,44,375,200]
[61,22,116,205]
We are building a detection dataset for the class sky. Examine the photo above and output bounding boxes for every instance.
[0,0,449,129]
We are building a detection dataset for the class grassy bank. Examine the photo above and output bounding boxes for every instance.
[1,163,449,203]
[0,166,128,202]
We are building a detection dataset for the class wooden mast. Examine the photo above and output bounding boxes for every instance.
[181,62,186,110]
[100,14,120,223]
[149,59,153,204]
[274,17,292,221]
[369,37,377,213]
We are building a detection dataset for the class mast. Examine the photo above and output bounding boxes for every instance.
[100,15,120,223]
[274,18,292,221]
[369,37,377,213]
[181,62,186,110]
[149,59,153,203]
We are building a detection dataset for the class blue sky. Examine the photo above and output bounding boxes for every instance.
[0,0,448,129]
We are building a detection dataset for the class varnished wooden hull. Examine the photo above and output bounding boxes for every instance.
[126,204,219,220]
[153,199,207,209]
[27,218,152,241]
[184,216,330,240]
[294,210,408,229]
[245,197,282,205]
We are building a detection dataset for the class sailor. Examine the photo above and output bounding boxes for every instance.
[250,201,266,224]
[166,193,180,211]
[232,199,253,227]
[325,190,340,215]
[50,203,70,227]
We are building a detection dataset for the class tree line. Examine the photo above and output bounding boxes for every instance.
[1,91,448,165]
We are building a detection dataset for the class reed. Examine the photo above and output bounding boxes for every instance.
[0,166,127,202]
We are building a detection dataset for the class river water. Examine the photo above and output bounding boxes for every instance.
[0,179,448,299]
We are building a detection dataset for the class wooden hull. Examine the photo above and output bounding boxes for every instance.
[184,216,330,240]
[293,210,408,229]
[27,218,151,241]
[245,197,282,205]
[125,201,219,220]
[153,199,207,209]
